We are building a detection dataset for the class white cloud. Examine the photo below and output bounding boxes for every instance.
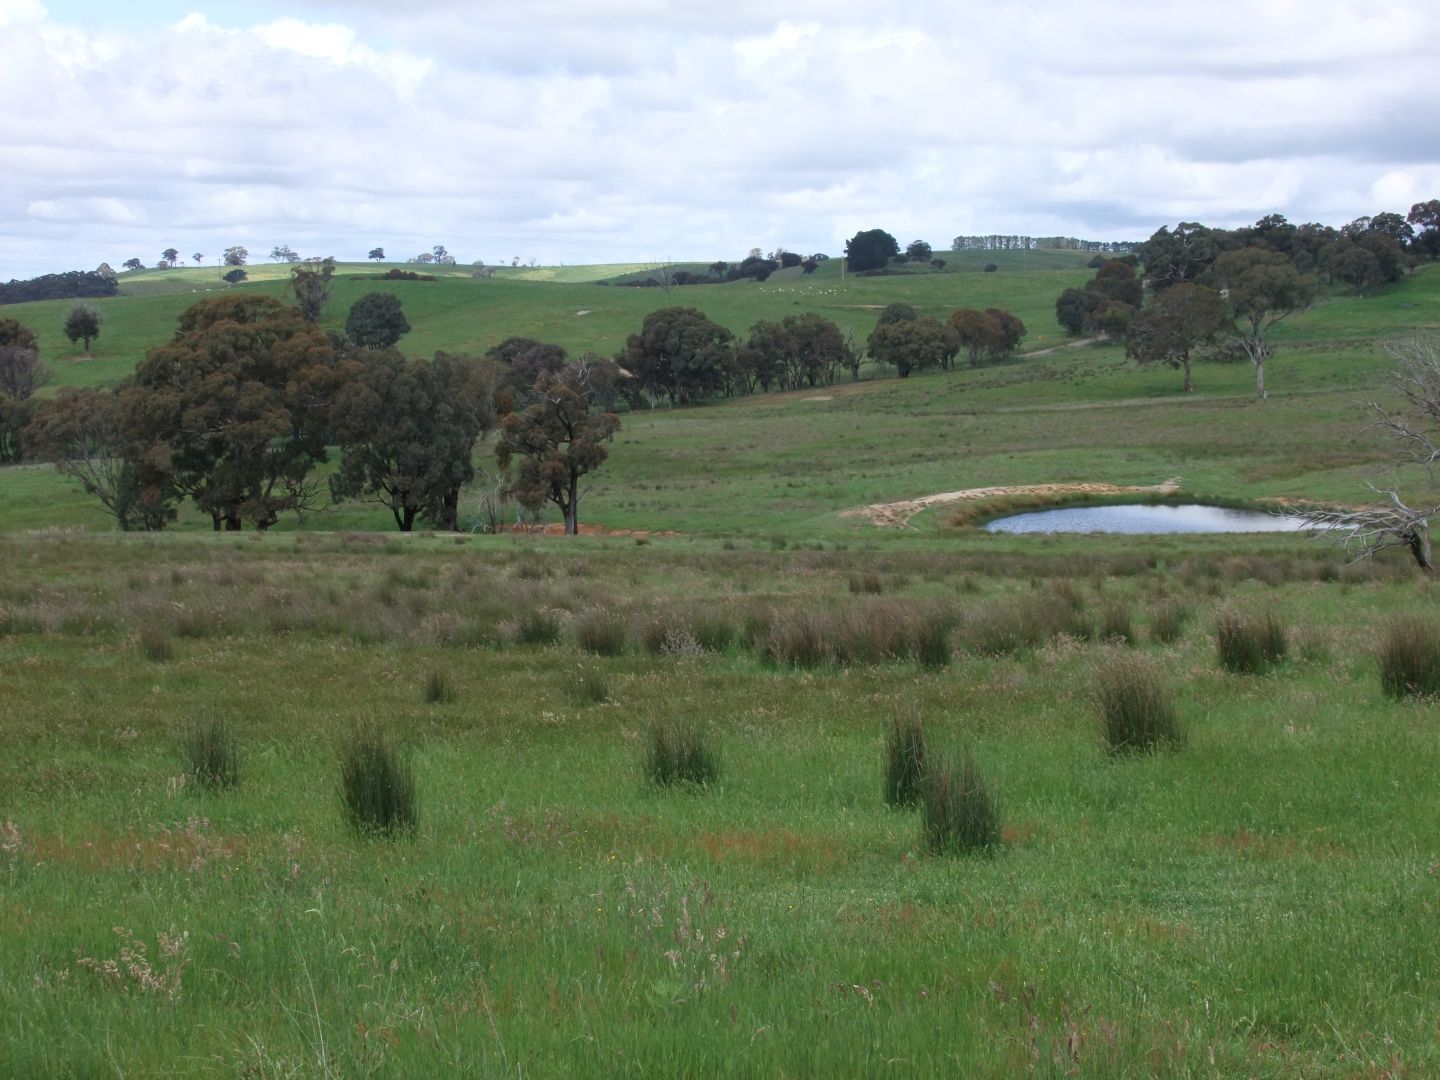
[2,0,1439,279]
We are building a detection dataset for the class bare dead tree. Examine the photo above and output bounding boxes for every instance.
[1293,338,1440,574]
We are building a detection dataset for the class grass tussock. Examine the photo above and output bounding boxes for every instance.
[1377,614,1440,699]
[422,668,456,705]
[574,610,628,656]
[137,624,174,662]
[643,719,718,787]
[883,714,927,808]
[919,750,1001,855]
[184,719,240,790]
[1148,599,1190,644]
[339,726,418,837]
[1215,609,1288,675]
[565,665,610,706]
[1095,653,1183,754]
[1097,600,1135,645]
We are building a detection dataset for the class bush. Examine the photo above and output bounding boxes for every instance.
[1148,599,1189,644]
[574,610,627,656]
[920,750,1000,854]
[339,726,418,837]
[1377,614,1440,698]
[1095,653,1182,753]
[643,719,718,787]
[185,719,239,790]
[423,669,455,705]
[1215,609,1288,674]
[883,714,927,807]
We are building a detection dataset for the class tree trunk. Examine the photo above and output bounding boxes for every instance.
[396,506,416,532]
[1254,359,1266,401]
[211,512,223,532]
[438,487,459,531]
[224,509,243,531]
[1408,523,1434,574]
[1181,355,1193,393]
[564,475,579,535]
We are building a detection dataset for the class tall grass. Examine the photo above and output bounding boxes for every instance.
[1094,653,1183,753]
[338,726,418,837]
[1377,614,1440,698]
[883,714,927,808]
[184,719,240,790]
[643,719,718,787]
[1215,609,1288,675]
[919,750,1000,855]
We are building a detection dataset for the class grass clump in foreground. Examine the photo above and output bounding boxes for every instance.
[1377,613,1440,698]
[643,719,718,787]
[184,719,240,790]
[422,668,456,704]
[339,725,418,837]
[137,624,174,662]
[919,749,1000,854]
[1215,608,1288,675]
[1095,652,1183,753]
[883,713,927,807]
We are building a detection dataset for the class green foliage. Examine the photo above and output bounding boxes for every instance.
[883,713,927,808]
[643,718,718,787]
[185,718,240,790]
[621,306,735,405]
[866,315,957,378]
[919,749,1000,854]
[1095,652,1183,753]
[1377,614,1440,698]
[338,725,418,837]
[289,257,336,323]
[1215,609,1289,675]
[62,302,103,352]
[844,228,900,273]
[344,292,410,349]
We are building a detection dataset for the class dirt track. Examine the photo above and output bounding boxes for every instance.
[842,479,1182,528]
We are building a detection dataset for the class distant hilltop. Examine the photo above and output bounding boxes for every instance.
[952,235,1142,253]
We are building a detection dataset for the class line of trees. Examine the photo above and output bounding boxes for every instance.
[21,286,623,535]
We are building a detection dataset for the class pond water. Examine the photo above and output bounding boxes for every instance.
[984,503,1310,535]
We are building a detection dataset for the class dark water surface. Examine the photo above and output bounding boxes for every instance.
[983,503,1309,535]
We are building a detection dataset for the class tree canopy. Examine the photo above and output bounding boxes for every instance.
[844,229,900,273]
[621,307,734,405]
[345,292,411,350]
[1124,283,1232,393]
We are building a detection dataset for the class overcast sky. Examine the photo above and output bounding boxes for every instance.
[3,0,1438,277]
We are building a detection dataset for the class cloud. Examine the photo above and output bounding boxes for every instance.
[1,0,1439,279]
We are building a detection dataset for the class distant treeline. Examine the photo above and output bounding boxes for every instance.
[0,269,119,306]
[951,236,1142,253]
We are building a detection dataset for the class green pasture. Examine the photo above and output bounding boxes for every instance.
[3,252,1440,1075]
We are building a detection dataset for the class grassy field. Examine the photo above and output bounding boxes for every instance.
[3,256,1440,1075]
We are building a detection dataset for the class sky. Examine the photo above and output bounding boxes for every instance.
[2,0,1438,278]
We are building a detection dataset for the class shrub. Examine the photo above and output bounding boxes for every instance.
[643,719,718,787]
[1377,614,1440,699]
[1215,609,1288,675]
[1095,653,1182,753]
[339,726,418,837]
[919,750,1000,854]
[574,610,627,656]
[185,719,239,790]
[138,624,174,662]
[1148,599,1189,644]
[423,669,455,705]
[883,714,927,807]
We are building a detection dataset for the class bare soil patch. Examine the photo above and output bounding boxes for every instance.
[843,478,1182,528]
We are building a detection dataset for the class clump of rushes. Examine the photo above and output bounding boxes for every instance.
[339,725,418,837]
[1095,653,1183,753]
[185,719,239,790]
[574,610,627,656]
[919,749,1001,855]
[1148,599,1189,644]
[1215,609,1288,675]
[643,719,718,787]
[138,624,174,662]
[423,668,455,704]
[565,664,609,706]
[1098,600,1135,645]
[1377,613,1440,699]
[515,609,561,646]
[883,714,927,807]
